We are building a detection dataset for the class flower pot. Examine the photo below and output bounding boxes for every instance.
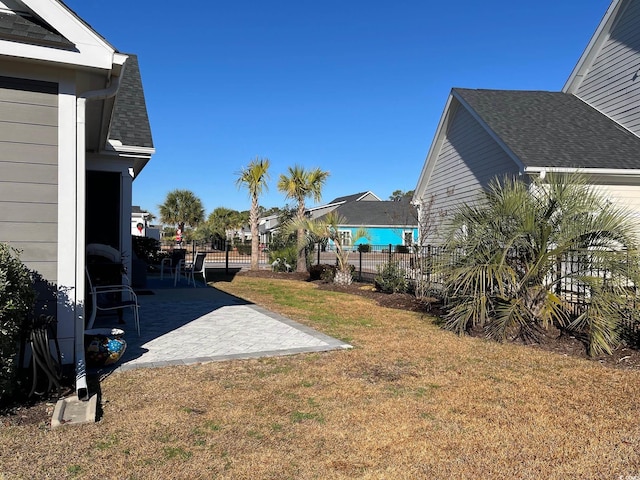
[84,328,127,367]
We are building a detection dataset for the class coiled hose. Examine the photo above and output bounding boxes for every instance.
[27,315,63,397]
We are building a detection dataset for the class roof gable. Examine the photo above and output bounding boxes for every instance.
[563,0,627,94]
[0,0,116,70]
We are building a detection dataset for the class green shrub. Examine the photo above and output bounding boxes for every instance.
[357,243,371,253]
[375,261,408,293]
[236,242,252,256]
[0,244,36,406]
[395,245,410,254]
[132,235,162,264]
[309,264,334,281]
[269,245,297,272]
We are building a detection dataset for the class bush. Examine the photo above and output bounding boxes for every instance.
[236,242,252,255]
[395,245,410,254]
[269,245,297,272]
[357,243,371,253]
[309,264,334,281]
[0,244,36,406]
[132,235,163,264]
[375,261,408,293]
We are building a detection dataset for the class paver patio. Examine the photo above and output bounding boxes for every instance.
[91,272,351,372]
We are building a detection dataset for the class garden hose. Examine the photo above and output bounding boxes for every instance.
[27,315,63,398]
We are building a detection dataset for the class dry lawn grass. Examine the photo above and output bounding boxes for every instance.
[2,276,640,479]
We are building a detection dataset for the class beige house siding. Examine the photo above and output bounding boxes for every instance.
[0,77,58,281]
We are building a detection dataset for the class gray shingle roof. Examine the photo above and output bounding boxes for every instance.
[0,11,74,49]
[332,200,417,227]
[329,192,370,204]
[454,88,640,170]
[110,54,154,149]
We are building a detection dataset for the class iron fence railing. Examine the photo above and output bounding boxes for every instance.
[160,241,638,327]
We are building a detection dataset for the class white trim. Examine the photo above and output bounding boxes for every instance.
[56,72,77,365]
[563,0,625,94]
[524,166,640,177]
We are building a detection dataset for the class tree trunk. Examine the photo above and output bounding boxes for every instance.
[334,269,353,286]
[250,196,260,271]
[296,202,307,273]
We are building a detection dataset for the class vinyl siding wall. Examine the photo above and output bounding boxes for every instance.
[419,104,519,244]
[0,77,58,281]
[575,0,640,136]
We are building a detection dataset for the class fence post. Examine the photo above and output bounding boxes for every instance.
[388,244,392,265]
[225,239,229,275]
[358,247,362,282]
[317,243,320,266]
[427,244,431,281]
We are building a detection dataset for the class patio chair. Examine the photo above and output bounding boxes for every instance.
[160,248,186,280]
[174,252,207,287]
[86,267,140,335]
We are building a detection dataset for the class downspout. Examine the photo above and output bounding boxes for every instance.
[75,60,127,400]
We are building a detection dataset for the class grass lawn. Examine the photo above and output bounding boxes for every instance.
[1,275,640,479]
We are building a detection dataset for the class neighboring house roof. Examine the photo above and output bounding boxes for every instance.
[110,54,154,149]
[454,88,640,171]
[332,199,418,227]
[0,10,74,48]
[329,191,381,204]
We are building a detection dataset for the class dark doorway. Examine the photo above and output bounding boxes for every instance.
[86,171,121,250]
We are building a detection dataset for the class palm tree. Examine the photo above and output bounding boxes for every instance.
[158,189,205,241]
[441,172,640,356]
[277,165,329,273]
[236,157,270,271]
[293,211,368,285]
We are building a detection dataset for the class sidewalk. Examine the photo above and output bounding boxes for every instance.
[93,273,351,372]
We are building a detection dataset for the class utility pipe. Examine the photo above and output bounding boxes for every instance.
[74,58,127,400]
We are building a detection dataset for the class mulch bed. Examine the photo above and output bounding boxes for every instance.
[238,269,640,371]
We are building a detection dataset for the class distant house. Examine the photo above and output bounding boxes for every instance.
[131,206,159,240]
[309,191,418,248]
[0,1,154,397]
[413,0,640,243]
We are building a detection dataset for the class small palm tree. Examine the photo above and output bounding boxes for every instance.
[236,157,270,271]
[294,211,368,285]
[277,165,329,273]
[442,172,640,356]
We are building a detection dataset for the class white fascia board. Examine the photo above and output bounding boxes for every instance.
[356,191,382,201]
[413,92,455,203]
[524,166,640,177]
[563,0,623,94]
[7,0,116,70]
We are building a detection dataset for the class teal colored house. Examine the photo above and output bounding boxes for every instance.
[309,192,418,249]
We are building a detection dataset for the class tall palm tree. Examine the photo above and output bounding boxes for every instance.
[442,172,640,356]
[277,165,329,273]
[158,189,205,236]
[236,157,270,271]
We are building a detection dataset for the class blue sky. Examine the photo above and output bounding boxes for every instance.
[66,0,611,218]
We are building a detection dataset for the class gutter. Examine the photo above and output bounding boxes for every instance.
[524,166,640,177]
[74,58,127,401]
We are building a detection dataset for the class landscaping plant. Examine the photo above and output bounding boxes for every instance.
[0,243,35,405]
[442,173,640,356]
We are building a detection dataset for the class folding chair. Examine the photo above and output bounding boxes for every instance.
[175,252,207,287]
[86,268,140,335]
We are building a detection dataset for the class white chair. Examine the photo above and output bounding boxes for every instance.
[86,268,140,335]
[175,252,207,287]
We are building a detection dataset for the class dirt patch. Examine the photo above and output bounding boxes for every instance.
[238,269,640,370]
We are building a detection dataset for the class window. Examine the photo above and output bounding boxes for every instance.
[339,230,352,247]
[404,230,413,246]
